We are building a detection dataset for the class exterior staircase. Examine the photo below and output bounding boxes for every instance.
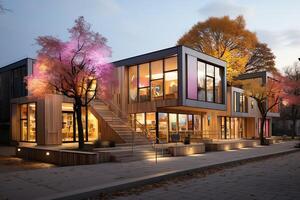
[91,100,150,146]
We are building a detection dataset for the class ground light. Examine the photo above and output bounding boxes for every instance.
[17,148,21,152]
[46,152,50,156]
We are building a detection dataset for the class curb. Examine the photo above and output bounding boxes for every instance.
[40,148,300,200]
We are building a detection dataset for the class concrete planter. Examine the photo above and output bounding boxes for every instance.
[16,147,111,166]
[168,143,205,156]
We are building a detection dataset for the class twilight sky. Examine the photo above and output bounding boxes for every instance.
[1,0,300,71]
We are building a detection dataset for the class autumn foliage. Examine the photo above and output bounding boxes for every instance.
[178,16,276,82]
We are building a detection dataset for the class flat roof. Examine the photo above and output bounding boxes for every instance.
[113,45,226,67]
[0,58,35,73]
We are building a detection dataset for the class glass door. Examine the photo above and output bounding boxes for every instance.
[158,113,168,143]
[62,112,74,142]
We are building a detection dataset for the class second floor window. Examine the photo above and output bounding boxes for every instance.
[128,56,178,103]
[187,55,224,104]
[233,92,248,113]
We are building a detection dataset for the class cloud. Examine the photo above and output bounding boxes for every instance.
[257,29,300,48]
[198,0,250,18]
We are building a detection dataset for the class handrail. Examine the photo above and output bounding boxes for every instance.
[96,98,156,141]
[96,98,166,163]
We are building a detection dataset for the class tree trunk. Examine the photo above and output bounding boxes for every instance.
[260,117,266,145]
[75,98,84,149]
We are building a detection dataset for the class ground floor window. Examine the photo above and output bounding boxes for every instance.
[20,103,36,142]
[130,112,203,143]
[219,117,246,139]
[62,103,99,142]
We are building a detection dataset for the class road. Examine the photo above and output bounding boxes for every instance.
[102,151,300,200]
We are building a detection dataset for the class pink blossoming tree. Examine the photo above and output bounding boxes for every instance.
[27,16,115,149]
[282,64,300,138]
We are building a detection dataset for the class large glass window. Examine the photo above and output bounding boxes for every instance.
[129,56,178,103]
[169,113,178,132]
[164,71,178,99]
[197,61,206,101]
[139,87,150,102]
[158,113,168,142]
[139,63,150,87]
[62,112,74,142]
[62,103,98,142]
[151,60,163,80]
[129,66,137,103]
[206,77,214,102]
[151,80,163,100]
[187,56,224,103]
[178,114,188,131]
[165,56,177,71]
[194,115,202,133]
[215,67,223,104]
[233,92,247,113]
[20,103,36,142]
[136,113,145,132]
[138,63,150,102]
[146,112,156,139]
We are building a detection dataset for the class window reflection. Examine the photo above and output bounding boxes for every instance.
[165,56,177,71]
[206,77,214,102]
[165,71,178,99]
[178,114,187,131]
[128,56,178,103]
[139,87,150,102]
[136,113,145,132]
[151,79,163,100]
[129,66,137,103]
[158,113,168,142]
[198,61,206,101]
[151,60,163,80]
[62,103,98,142]
[139,63,150,87]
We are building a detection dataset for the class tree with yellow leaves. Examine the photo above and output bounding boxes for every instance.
[177,16,276,82]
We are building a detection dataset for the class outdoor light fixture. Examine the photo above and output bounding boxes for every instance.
[17,148,21,152]
[46,152,50,156]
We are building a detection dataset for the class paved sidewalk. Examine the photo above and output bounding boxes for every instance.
[110,149,300,200]
[0,141,298,200]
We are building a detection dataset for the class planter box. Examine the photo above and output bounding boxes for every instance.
[168,143,205,156]
[205,140,259,151]
[16,147,111,166]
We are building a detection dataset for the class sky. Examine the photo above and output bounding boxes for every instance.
[1,0,300,72]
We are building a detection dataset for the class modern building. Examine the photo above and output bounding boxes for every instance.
[0,58,34,144]
[0,46,280,146]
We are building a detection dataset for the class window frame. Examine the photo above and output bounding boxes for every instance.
[20,102,37,143]
[186,56,224,104]
[128,56,178,103]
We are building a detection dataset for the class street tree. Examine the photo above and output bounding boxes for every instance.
[27,16,115,149]
[238,76,284,145]
[282,63,300,138]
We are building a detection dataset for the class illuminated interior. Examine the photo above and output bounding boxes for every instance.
[131,112,203,143]
[20,103,36,142]
[128,56,178,103]
[61,103,99,142]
